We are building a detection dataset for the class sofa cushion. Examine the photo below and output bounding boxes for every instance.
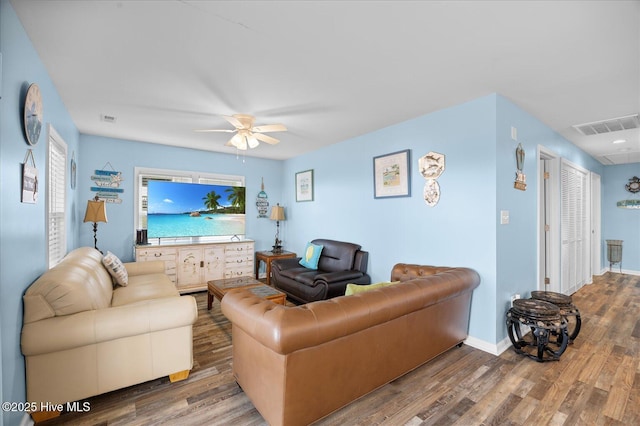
[110,273,179,307]
[23,247,114,323]
[299,242,323,269]
[345,281,399,296]
[313,239,360,272]
[102,251,129,286]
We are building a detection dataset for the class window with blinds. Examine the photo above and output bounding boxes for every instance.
[47,127,67,268]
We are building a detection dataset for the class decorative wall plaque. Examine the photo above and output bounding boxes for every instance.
[419,151,445,207]
[256,178,269,218]
[514,143,526,191]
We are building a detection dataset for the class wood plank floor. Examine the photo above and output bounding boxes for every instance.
[40,272,640,425]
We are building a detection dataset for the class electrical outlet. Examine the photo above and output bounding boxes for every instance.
[511,126,518,141]
[510,294,521,306]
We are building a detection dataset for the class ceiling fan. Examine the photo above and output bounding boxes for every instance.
[195,114,287,150]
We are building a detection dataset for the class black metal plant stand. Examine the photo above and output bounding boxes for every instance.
[506,298,568,362]
[531,290,581,343]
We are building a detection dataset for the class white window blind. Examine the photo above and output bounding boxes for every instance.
[561,161,589,295]
[47,127,67,268]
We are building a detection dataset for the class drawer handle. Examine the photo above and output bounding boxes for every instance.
[154,253,161,257]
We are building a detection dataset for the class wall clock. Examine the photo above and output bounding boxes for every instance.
[24,83,43,146]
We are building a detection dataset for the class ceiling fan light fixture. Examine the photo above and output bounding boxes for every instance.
[247,134,259,149]
[199,113,287,150]
[230,133,245,149]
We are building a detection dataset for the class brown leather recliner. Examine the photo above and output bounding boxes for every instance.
[271,239,370,303]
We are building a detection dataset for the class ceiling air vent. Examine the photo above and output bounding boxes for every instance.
[100,113,117,124]
[573,114,639,136]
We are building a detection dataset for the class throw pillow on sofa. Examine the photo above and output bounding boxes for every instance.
[345,281,399,296]
[299,242,324,270]
[102,251,128,286]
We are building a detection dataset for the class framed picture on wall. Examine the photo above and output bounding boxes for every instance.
[295,169,314,202]
[373,149,411,198]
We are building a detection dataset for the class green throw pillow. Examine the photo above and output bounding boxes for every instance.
[345,281,400,296]
[299,242,324,269]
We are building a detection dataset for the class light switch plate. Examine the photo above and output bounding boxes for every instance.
[500,210,509,225]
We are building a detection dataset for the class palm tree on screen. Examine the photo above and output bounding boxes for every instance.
[203,191,221,212]
[225,187,246,212]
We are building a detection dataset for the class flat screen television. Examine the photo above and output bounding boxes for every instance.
[146,180,246,240]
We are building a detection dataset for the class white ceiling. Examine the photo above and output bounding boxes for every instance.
[11,0,640,163]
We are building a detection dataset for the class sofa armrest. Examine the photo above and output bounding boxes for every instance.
[124,260,165,276]
[21,295,197,356]
[314,270,366,284]
[272,257,302,271]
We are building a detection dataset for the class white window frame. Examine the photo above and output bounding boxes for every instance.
[134,167,245,245]
[46,125,67,267]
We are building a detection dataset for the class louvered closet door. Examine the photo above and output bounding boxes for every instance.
[561,161,589,295]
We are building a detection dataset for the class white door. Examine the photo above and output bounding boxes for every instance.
[561,160,590,295]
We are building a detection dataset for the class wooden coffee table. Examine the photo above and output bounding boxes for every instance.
[207,276,286,310]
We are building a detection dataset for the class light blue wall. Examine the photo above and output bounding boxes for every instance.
[494,95,603,341]
[602,164,640,272]
[0,1,80,424]
[78,135,286,261]
[282,94,605,346]
[283,95,499,343]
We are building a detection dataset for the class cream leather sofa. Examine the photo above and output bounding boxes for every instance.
[222,263,480,426]
[21,247,198,421]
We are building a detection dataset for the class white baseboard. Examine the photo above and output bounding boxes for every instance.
[463,335,511,356]
[19,413,34,426]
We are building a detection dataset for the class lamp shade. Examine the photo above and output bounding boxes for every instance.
[270,204,285,221]
[83,199,108,223]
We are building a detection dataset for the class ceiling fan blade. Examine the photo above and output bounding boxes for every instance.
[251,123,287,133]
[254,132,280,145]
[194,129,236,133]
[223,115,245,129]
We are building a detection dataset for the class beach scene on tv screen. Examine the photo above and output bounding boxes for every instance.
[147,181,246,238]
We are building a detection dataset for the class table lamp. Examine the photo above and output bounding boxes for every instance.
[270,203,285,253]
[84,195,108,253]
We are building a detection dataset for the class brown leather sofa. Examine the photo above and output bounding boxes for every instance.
[271,238,371,303]
[222,263,480,426]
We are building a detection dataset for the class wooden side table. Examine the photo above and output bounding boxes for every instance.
[255,250,297,286]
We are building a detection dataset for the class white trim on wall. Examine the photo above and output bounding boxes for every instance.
[537,146,561,293]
